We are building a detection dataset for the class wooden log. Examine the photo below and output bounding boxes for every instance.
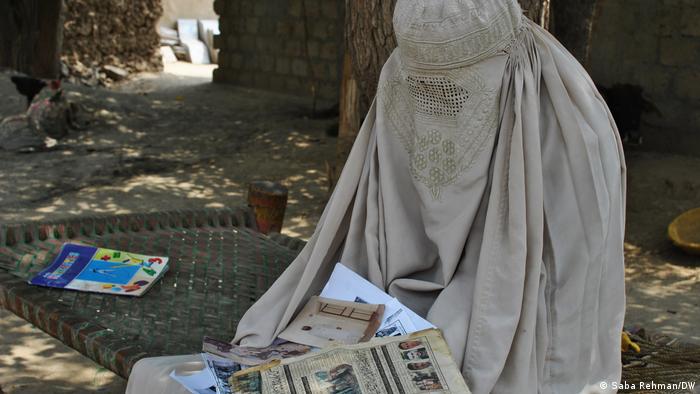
[247,181,288,234]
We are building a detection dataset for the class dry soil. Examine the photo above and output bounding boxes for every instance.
[0,62,698,393]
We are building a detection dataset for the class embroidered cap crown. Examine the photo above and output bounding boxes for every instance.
[393,0,523,69]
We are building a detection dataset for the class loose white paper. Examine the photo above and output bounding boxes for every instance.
[320,263,435,331]
[375,299,418,337]
[170,367,216,394]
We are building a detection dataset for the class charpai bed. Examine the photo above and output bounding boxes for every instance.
[0,207,302,378]
[0,208,698,392]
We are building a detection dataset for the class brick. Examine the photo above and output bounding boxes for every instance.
[658,2,682,37]
[292,21,306,39]
[320,42,337,60]
[239,35,256,52]
[269,39,285,53]
[319,82,339,100]
[244,54,259,70]
[674,70,700,100]
[327,62,340,81]
[240,2,254,16]
[327,22,338,40]
[259,18,275,34]
[312,21,329,40]
[634,65,673,96]
[291,59,309,77]
[226,35,239,50]
[276,57,291,74]
[255,73,271,89]
[230,70,245,84]
[321,1,339,18]
[231,53,243,69]
[310,62,325,79]
[305,0,321,18]
[260,55,274,72]
[289,0,302,17]
[269,75,287,90]
[286,77,304,93]
[246,17,259,34]
[234,2,244,14]
[680,6,700,37]
[254,3,266,17]
[217,53,229,68]
[239,71,255,86]
[232,20,244,34]
[285,40,303,56]
[307,41,320,58]
[659,37,700,66]
[256,37,268,52]
[276,21,294,36]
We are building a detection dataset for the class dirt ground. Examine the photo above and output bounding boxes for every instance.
[0,62,698,393]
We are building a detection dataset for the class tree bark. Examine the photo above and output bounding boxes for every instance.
[332,0,397,188]
[520,0,550,28]
[0,0,63,78]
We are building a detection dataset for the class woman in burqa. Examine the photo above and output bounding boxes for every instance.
[127,0,626,392]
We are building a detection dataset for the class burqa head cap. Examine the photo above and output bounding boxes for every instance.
[393,0,523,69]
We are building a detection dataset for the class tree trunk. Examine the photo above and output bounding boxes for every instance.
[0,0,63,78]
[550,0,598,65]
[520,0,551,28]
[332,0,397,189]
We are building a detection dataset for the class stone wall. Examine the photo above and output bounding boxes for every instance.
[212,0,344,103]
[62,0,163,83]
[588,0,700,155]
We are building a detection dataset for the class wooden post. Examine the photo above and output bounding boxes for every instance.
[247,181,288,234]
[0,0,63,78]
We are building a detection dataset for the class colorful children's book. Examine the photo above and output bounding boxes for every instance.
[29,243,169,297]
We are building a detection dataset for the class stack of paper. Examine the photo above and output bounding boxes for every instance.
[321,263,435,336]
[177,263,439,393]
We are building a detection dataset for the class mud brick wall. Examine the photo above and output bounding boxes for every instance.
[588,0,700,155]
[62,0,163,81]
[213,0,344,103]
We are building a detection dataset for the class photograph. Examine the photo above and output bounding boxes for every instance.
[410,371,444,391]
[407,361,432,371]
[313,364,361,394]
[375,324,402,338]
[398,340,423,350]
[401,348,429,361]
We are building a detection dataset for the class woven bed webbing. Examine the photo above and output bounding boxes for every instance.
[1,208,697,388]
[0,207,302,378]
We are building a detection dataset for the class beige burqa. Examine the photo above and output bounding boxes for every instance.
[126,1,626,393]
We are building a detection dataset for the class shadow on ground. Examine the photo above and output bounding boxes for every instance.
[0,63,337,392]
[0,63,337,239]
[0,63,699,394]
[0,309,125,393]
